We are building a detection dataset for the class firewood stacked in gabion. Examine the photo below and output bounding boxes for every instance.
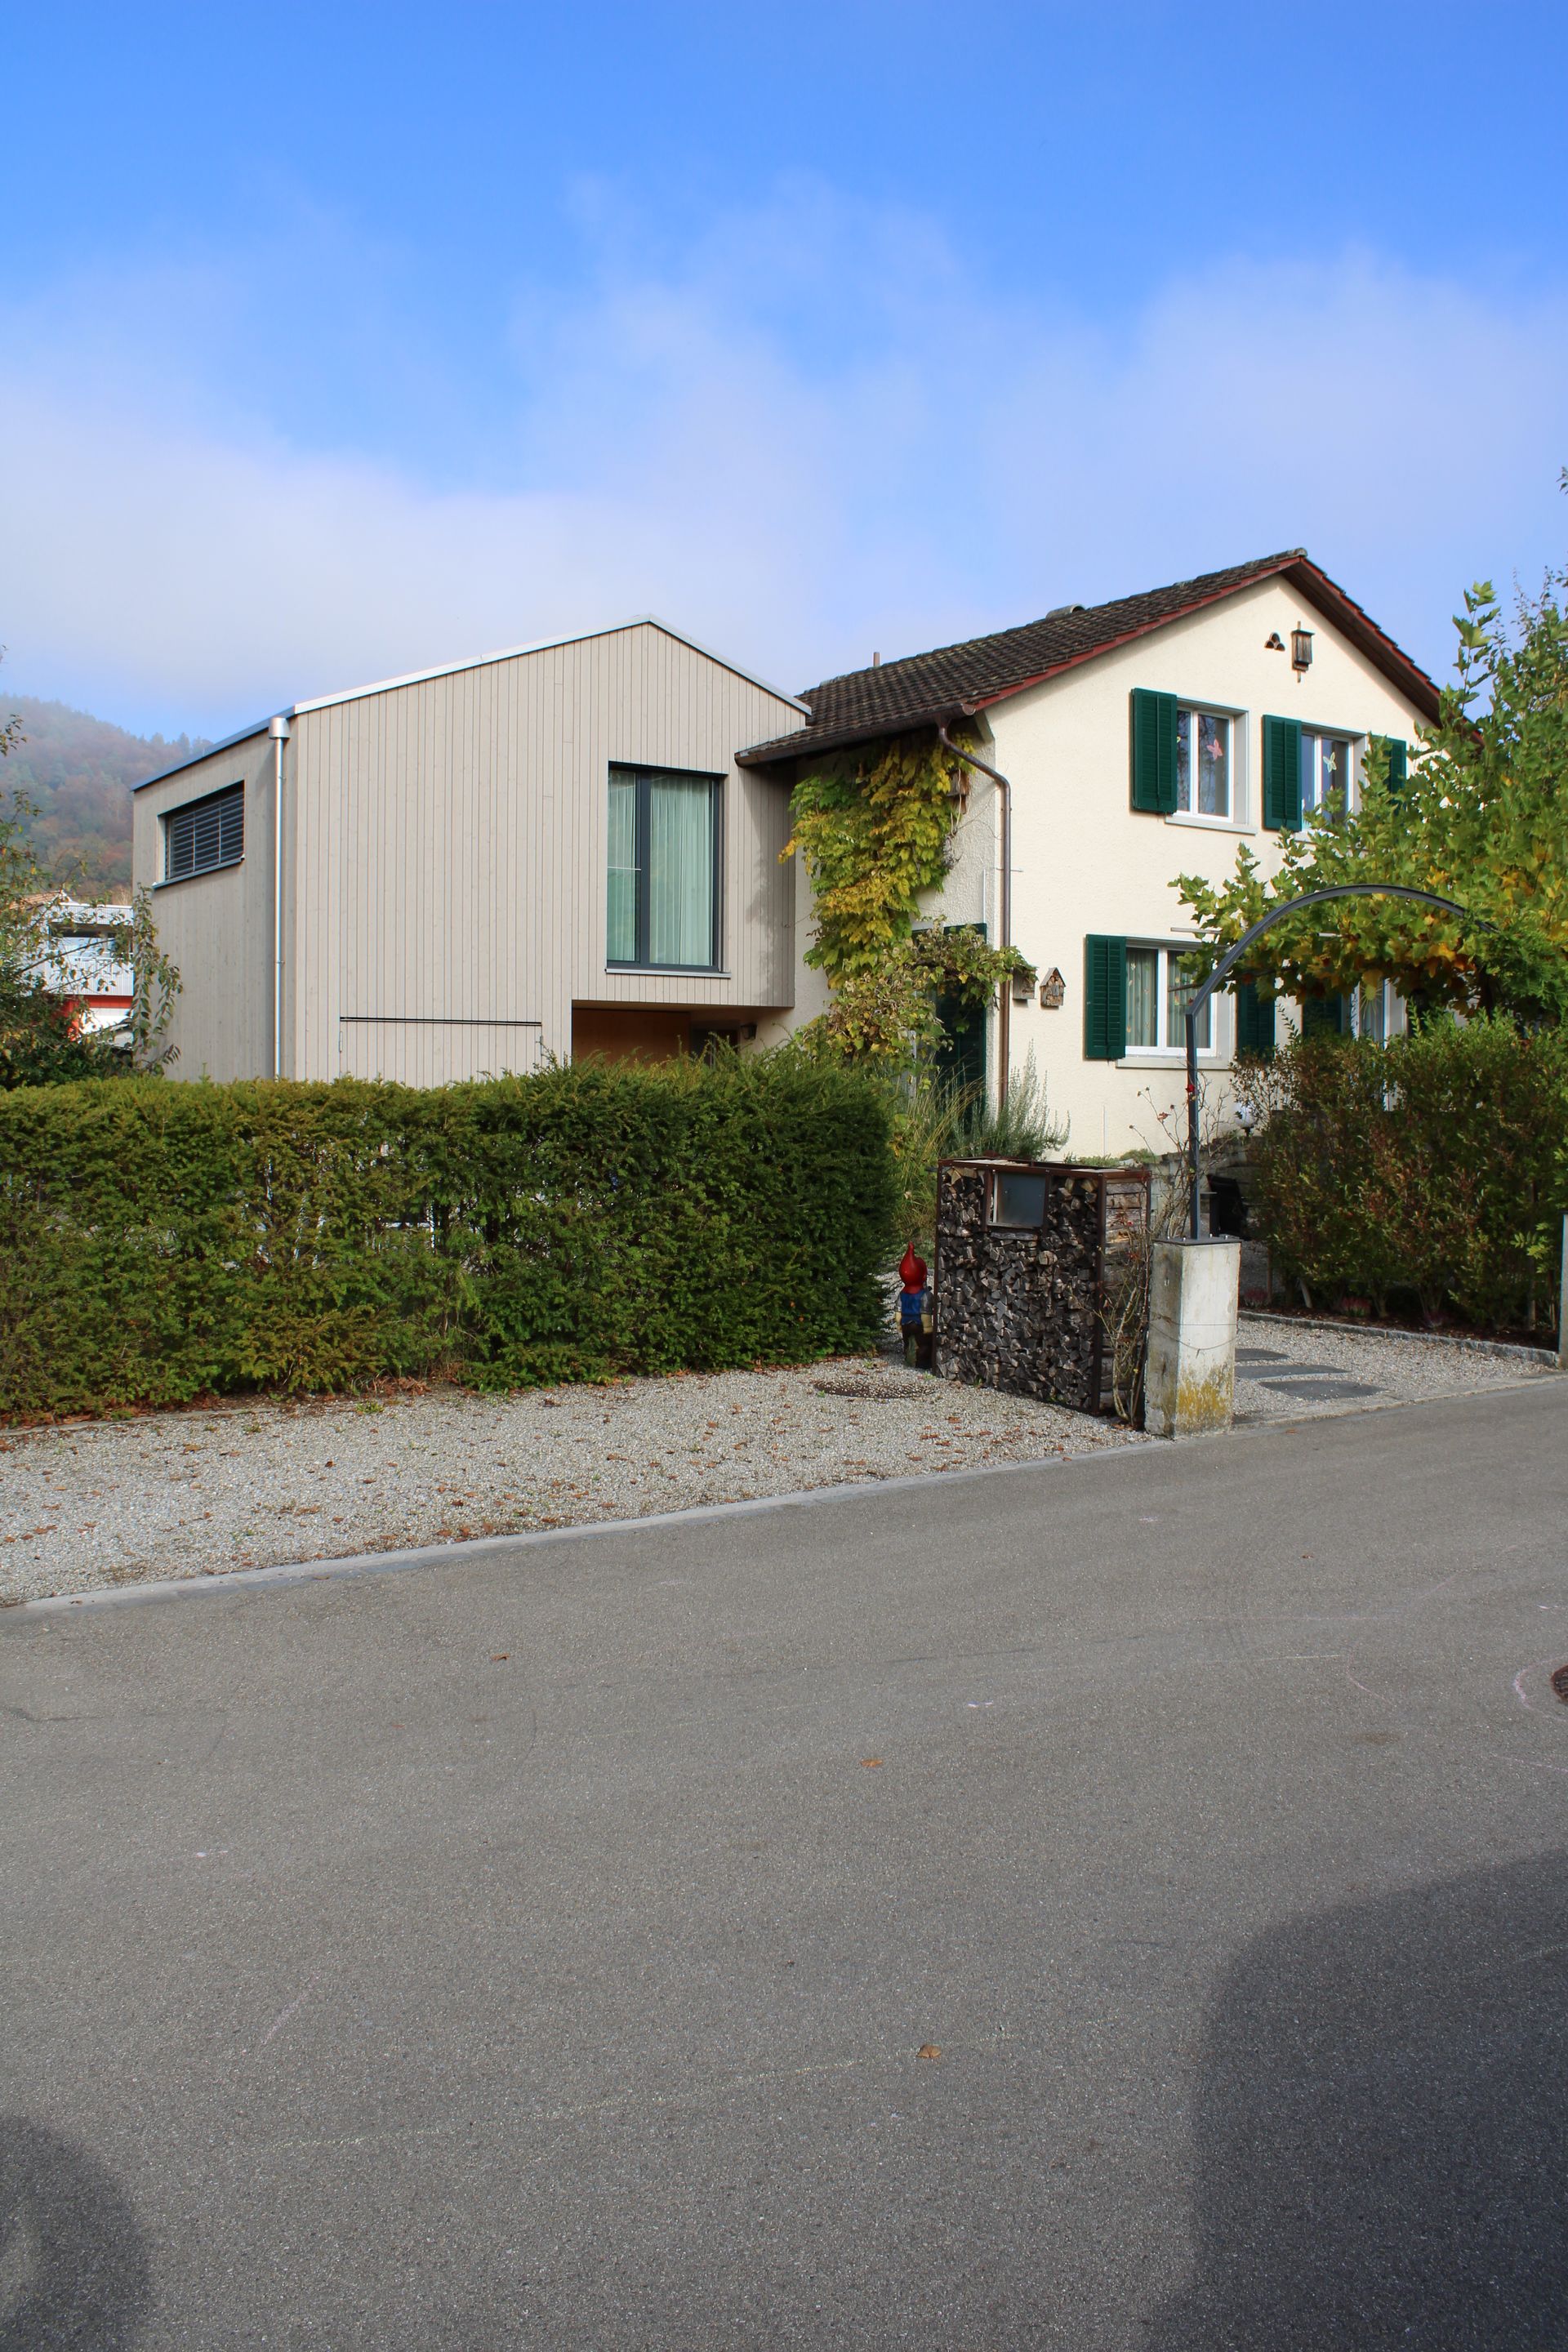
[933,1159,1149,1413]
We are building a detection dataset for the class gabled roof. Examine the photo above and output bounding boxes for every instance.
[135,617,808,792]
[736,551,1443,766]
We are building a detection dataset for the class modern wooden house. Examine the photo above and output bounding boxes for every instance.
[131,621,806,1085]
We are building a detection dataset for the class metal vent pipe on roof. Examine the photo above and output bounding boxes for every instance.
[269,714,292,1080]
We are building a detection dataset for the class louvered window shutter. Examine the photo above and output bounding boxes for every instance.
[1129,690,1178,814]
[1084,935,1128,1060]
[1378,735,1409,798]
[1235,978,1276,1061]
[164,784,243,880]
[1262,716,1303,831]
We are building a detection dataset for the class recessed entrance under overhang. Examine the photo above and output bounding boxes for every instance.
[570,1005,762,1064]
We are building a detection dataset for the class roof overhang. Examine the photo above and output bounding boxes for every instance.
[737,555,1444,768]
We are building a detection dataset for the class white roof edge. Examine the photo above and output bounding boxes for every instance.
[135,617,808,794]
[287,616,812,719]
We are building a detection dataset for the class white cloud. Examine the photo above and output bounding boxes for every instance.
[2,199,1566,736]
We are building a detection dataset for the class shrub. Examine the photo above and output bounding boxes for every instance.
[0,1054,896,1419]
[1245,1015,1568,1333]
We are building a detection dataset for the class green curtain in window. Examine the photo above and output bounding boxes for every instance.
[607,773,639,963]
[648,777,715,966]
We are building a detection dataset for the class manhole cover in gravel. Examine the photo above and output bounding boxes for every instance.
[1551,1665,1568,1705]
[812,1376,926,1400]
[1236,1361,1346,1380]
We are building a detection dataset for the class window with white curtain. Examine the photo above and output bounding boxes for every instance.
[1300,731,1356,821]
[1174,706,1232,818]
[607,766,721,969]
[1125,944,1214,1053]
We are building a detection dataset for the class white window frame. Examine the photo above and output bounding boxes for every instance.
[1120,940,1223,1062]
[1353,978,1403,1045]
[1299,726,1362,824]
[1168,699,1248,830]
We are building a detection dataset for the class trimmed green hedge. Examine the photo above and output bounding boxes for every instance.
[0,1055,896,1418]
[1246,1015,1568,1334]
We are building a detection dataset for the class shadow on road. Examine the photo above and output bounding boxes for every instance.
[0,2118,150,2350]
[1147,1853,1568,2350]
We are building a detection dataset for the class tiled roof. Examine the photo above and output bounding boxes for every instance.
[737,550,1442,765]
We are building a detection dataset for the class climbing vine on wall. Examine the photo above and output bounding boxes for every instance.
[782,728,1034,1060]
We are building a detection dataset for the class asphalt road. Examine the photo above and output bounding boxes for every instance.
[4,1383,1568,2350]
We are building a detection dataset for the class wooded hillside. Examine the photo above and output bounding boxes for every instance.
[0,697,212,890]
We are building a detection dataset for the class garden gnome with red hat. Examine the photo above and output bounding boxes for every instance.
[898,1244,932,1370]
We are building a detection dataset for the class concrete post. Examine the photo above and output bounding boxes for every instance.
[1144,1238,1242,1438]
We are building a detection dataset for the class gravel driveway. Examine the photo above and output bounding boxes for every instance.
[5,1319,1556,1610]
[0,1358,1138,1606]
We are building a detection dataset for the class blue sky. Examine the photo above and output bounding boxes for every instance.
[4,1,1566,737]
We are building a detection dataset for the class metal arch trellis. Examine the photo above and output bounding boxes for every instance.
[1180,883,1481,1241]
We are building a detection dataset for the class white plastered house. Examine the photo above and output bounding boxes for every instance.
[739,549,1442,1156]
[131,552,1440,1156]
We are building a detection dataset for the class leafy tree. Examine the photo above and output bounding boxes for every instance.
[1177,530,1568,1022]
[1,719,181,1087]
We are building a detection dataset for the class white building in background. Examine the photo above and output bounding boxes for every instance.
[131,552,1439,1153]
[25,901,135,1034]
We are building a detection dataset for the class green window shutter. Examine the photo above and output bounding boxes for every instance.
[1235,977,1276,1061]
[1376,734,1409,798]
[1129,689,1178,814]
[1262,715,1303,831]
[1301,993,1347,1040]
[1084,934,1128,1060]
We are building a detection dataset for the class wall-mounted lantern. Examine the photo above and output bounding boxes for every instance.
[1290,626,1315,674]
[1039,967,1066,1010]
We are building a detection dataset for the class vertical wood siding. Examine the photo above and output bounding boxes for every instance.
[290,624,800,1083]
[131,734,277,1082]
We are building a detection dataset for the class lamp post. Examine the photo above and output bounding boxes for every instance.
[1181,883,1477,1241]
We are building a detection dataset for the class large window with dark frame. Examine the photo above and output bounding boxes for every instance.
[164,783,244,880]
[607,765,722,970]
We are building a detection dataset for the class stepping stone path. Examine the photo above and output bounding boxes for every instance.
[1233,1347,1383,1405]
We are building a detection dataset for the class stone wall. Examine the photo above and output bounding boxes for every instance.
[933,1159,1150,1413]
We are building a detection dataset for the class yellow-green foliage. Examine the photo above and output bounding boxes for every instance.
[785,732,960,979]
[1178,567,1568,1022]
[783,728,1032,1058]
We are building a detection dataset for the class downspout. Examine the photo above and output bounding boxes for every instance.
[937,725,1012,1111]
[268,715,292,1079]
